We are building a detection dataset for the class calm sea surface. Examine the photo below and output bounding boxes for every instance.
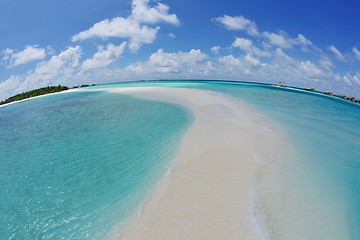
[0,90,192,239]
[181,80,360,239]
[1,81,360,239]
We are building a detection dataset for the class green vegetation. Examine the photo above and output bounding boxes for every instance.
[0,85,69,105]
[72,84,96,88]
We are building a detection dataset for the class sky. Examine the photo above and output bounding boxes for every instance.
[1,0,360,100]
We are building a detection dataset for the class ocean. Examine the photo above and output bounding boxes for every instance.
[180,80,360,239]
[0,90,192,239]
[1,80,359,239]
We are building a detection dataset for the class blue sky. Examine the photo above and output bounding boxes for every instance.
[1,0,360,100]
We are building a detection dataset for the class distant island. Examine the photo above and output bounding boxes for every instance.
[0,85,69,106]
[1,81,359,106]
[0,84,98,106]
[272,82,360,104]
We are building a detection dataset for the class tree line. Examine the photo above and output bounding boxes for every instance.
[0,85,69,105]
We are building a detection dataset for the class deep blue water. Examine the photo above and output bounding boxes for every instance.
[0,90,192,239]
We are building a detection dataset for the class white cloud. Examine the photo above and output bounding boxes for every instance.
[232,37,252,50]
[212,15,321,56]
[329,45,346,62]
[22,46,81,88]
[218,54,262,68]
[216,48,333,89]
[231,37,270,57]
[213,15,259,36]
[0,46,82,100]
[263,31,293,49]
[72,0,179,52]
[168,33,176,38]
[0,75,22,100]
[215,48,360,97]
[255,52,360,98]
[352,47,360,61]
[218,35,331,87]
[319,55,334,69]
[81,42,127,71]
[297,34,312,46]
[342,73,357,86]
[214,15,315,52]
[211,46,220,54]
[213,15,314,52]
[2,11,360,101]
[131,0,179,25]
[2,46,46,67]
[217,54,263,76]
[298,60,326,77]
[243,54,261,66]
[218,55,241,66]
[126,48,209,75]
[262,32,314,50]
[213,15,315,51]
[273,48,293,62]
[345,72,360,86]
[72,17,159,52]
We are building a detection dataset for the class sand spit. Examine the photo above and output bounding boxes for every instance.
[105,87,288,240]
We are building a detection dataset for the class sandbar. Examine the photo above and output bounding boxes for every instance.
[105,87,288,240]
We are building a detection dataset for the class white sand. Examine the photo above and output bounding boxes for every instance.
[0,90,70,108]
[104,87,289,240]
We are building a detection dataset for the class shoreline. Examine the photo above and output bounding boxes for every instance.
[103,87,291,239]
[1,80,359,110]
[0,89,73,109]
[1,82,357,239]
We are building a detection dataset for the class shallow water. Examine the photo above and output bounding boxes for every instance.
[178,81,360,239]
[1,80,360,239]
[0,90,191,239]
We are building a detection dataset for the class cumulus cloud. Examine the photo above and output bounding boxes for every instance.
[329,45,346,62]
[219,48,360,98]
[263,31,293,49]
[81,42,127,71]
[319,55,334,69]
[342,73,360,87]
[213,15,259,36]
[0,46,82,100]
[297,34,312,46]
[72,0,179,52]
[0,76,23,100]
[218,54,262,73]
[2,8,360,101]
[263,32,312,49]
[232,37,252,50]
[352,47,360,61]
[216,54,266,78]
[131,0,179,25]
[31,46,81,81]
[211,46,220,54]
[126,48,209,75]
[2,46,46,67]
[72,17,159,52]
[88,43,360,98]
[231,37,270,57]
[217,50,330,87]
[214,15,314,52]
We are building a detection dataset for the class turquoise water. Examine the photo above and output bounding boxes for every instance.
[0,90,192,239]
[175,80,360,239]
[1,80,360,239]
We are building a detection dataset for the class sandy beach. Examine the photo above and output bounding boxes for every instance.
[104,86,289,240]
